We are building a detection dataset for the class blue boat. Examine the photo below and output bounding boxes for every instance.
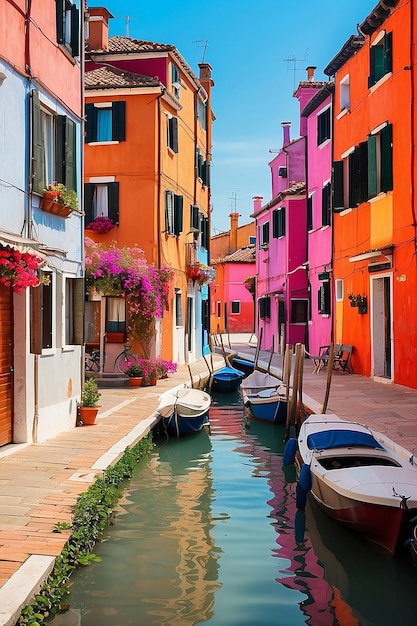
[230,356,254,377]
[212,365,245,393]
[157,388,211,437]
[240,370,288,424]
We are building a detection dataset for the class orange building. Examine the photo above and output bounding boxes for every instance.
[84,7,214,365]
[325,0,416,386]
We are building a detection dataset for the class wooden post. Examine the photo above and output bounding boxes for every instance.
[285,343,301,440]
[296,344,305,430]
[321,342,335,413]
[267,335,275,372]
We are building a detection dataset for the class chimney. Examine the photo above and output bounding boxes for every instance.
[252,196,263,214]
[229,212,240,253]
[281,121,291,146]
[86,7,114,52]
[306,66,317,82]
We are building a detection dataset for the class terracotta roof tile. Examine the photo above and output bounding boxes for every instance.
[212,245,256,265]
[251,182,306,217]
[85,66,160,90]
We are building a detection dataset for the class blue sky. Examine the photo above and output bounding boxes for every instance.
[89,0,379,233]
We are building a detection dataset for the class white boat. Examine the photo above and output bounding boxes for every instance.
[292,413,417,555]
[240,370,288,424]
[157,388,211,437]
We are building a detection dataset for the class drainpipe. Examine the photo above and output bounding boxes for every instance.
[156,87,166,270]
[410,0,417,257]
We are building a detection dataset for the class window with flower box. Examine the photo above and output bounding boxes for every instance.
[84,182,119,229]
[32,90,77,196]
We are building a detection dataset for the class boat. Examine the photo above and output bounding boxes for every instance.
[240,369,288,424]
[157,387,211,437]
[211,365,244,393]
[291,413,417,555]
[230,356,254,377]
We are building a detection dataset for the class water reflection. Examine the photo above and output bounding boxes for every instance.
[48,392,417,626]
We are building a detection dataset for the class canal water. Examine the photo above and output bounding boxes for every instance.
[49,392,416,626]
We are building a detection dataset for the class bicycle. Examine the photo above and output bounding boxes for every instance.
[85,342,138,373]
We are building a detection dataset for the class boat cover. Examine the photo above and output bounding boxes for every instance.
[307,429,384,451]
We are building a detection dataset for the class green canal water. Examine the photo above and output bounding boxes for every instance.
[49,392,417,625]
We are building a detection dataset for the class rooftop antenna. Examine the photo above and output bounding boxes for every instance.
[283,51,309,89]
[193,38,209,63]
[117,15,139,38]
[229,191,238,212]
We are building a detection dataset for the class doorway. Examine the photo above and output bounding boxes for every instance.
[0,284,13,445]
[371,275,392,380]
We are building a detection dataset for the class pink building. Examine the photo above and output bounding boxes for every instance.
[302,83,334,354]
[253,68,325,352]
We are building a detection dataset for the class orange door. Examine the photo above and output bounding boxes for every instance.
[0,284,13,445]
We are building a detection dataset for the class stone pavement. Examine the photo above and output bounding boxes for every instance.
[1,340,417,625]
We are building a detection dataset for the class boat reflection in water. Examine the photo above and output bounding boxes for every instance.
[241,418,359,626]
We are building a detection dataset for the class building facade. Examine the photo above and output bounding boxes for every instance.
[0,0,84,445]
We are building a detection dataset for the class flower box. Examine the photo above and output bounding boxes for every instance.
[106,332,125,343]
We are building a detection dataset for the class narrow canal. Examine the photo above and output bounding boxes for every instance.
[49,392,416,625]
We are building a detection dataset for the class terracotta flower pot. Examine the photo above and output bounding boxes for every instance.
[149,376,157,386]
[79,406,100,425]
[129,377,142,387]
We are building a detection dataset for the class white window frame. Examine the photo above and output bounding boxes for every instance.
[340,74,350,111]
[336,279,344,302]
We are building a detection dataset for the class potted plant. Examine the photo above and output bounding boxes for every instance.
[124,362,144,387]
[79,377,101,425]
[40,183,80,217]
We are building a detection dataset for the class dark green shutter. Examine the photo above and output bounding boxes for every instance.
[202,299,209,331]
[30,284,42,354]
[384,31,392,74]
[84,183,95,225]
[348,150,357,208]
[381,123,393,192]
[170,117,178,153]
[272,209,279,238]
[32,90,45,194]
[332,160,344,211]
[367,134,378,198]
[358,141,368,203]
[174,195,183,235]
[65,117,76,190]
[56,115,65,184]
[108,182,120,224]
[56,0,64,44]
[70,4,80,57]
[85,104,97,143]
[112,101,126,141]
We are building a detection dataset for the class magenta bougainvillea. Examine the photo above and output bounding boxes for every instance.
[85,238,173,355]
[85,216,115,234]
[0,246,43,292]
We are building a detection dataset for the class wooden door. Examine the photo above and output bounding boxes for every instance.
[0,284,13,445]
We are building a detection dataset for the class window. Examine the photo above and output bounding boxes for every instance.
[249,236,256,245]
[196,148,210,186]
[217,301,221,318]
[84,182,119,226]
[318,281,331,316]
[167,116,179,153]
[260,222,269,247]
[368,123,393,197]
[32,90,77,195]
[175,290,184,326]
[85,102,126,143]
[336,279,344,302]
[165,191,183,235]
[368,31,392,88]
[317,106,331,145]
[322,183,331,226]
[272,207,285,238]
[333,141,368,211]
[278,166,287,178]
[172,64,180,99]
[201,216,209,250]
[340,74,350,110]
[258,296,270,319]
[231,301,240,314]
[291,299,308,324]
[64,277,84,345]
[30,271,55,353]
[307,194,313,231]
[197,98,206,130]
[106,297,126,333]
[56,0,80,57]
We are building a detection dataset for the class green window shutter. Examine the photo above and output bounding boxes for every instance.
[165,191,174,234]
[56,0,64,44]
[112,101,126,141]
[374,44,385,82]
[56,115,65,184]
[108,182,120,224]
[358,141,368,203]
[322,183,331,226]
[272,209,279,238]
[85,104,97,143]
[170,118,178,153]
[84,183,95,224]
[349,150,358,208]
[367,134,378,198]
[381,123,393,192]
[65,117,76,190]
[70,4,80,57]
[384,31,392,74]
[332,160,344,210]
[73,278,84,345]
[174,195,183,235]
[30,284,43,354]
[32,90,45,194]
